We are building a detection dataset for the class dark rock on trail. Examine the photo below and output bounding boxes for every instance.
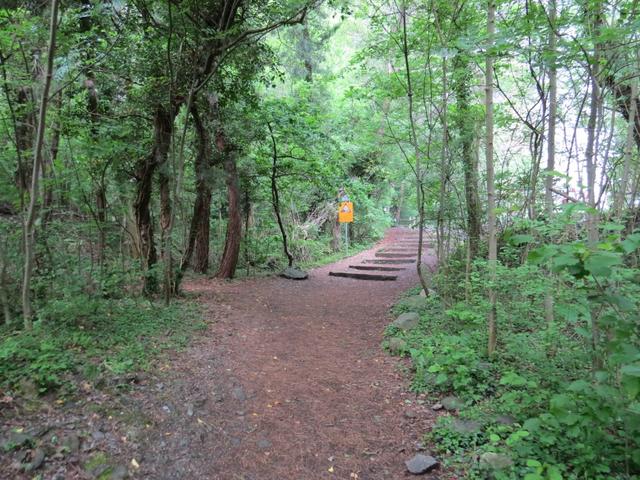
[110,464,129,479]
[257,439,272,449]
[24,448,45,471]
[280,267,308,280]
[405,453,439,474]
[231,386,247,401]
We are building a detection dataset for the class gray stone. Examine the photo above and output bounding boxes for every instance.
[63,434,80,453]
[495,415,517,426]
[280,267,308,280]
[431,403,443,411]
[24,448,45,471]
[405,454,439,474]
[480,452,513,470]
[110,465,129,480]
[392,312,420,331]
[388,337,407,354]
[451,419,482,435]
[398,295,429,310]
[2,431,33,451]
[441,396,464,411]
[257,439,272,449]
[404,411,417,419]
[231,386,246,401]
[91,431,105,441]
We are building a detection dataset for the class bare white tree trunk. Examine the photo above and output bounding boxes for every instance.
[544,0,558,329]
[486,0,498,356]
[22,0,60,329]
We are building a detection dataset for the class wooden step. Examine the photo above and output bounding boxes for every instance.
[329,271,397,281]
[375,252,416,258]
[363,259,416,264]
[349,265,406,272]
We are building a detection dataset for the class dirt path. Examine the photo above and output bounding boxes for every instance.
[121,228,438,479]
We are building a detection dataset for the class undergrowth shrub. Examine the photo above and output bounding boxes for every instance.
[387,227,640,479]
[0,297,200,394]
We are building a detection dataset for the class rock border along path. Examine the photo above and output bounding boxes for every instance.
[121,227,438,479]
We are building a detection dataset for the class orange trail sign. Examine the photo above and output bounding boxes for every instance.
[338,201,354,223]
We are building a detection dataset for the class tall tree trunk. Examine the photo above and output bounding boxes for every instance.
[437,55,450,266]
[545,0,558,218]
[585,0,604,371]
[79,0,107,264]
[22,0,59,329]
[268,123,294,268]
[14,86,34,196]
[453,54,481,259]
[134,105,173,294]
[215,131,242,279]
[544,0,558,330]
[400,5,429,295]
[486,0,498,356]
[182,103,213,273]
[585,48,601,246]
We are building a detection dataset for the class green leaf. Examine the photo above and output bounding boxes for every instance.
[621,233,640,253]
[584,251,621,277]
[511,234,535,245]
[547,465,563,480]
[621,365,640,378]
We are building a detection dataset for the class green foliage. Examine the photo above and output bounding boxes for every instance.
[0,297,199,393]
[388,228,640,479]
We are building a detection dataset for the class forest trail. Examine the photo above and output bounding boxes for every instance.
[133,228,438,479]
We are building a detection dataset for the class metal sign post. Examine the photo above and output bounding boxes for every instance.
[338,194,353,255]
[344,222,349,255]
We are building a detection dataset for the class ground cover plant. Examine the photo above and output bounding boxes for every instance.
[387,214,640,479]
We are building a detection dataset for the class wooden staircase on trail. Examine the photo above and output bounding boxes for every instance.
[328,230,431,281]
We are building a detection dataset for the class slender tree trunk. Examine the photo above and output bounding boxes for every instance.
[400,4,429,295]
[79,0,108,265]
[453,54,481,259]
[42,92,61,223]
[616,82,638,217]
[396,182,404,224]
[331,214,340,251]
[22,0,59,329]
[486,0,498,356]
[544,0,558,330]
[268,123,294,267]
[215,131,242,279]
[0,246,10,325]
[437,56,449,266]
[585,0,604,372]
[545,0,558,218]
[585,56,601,246]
